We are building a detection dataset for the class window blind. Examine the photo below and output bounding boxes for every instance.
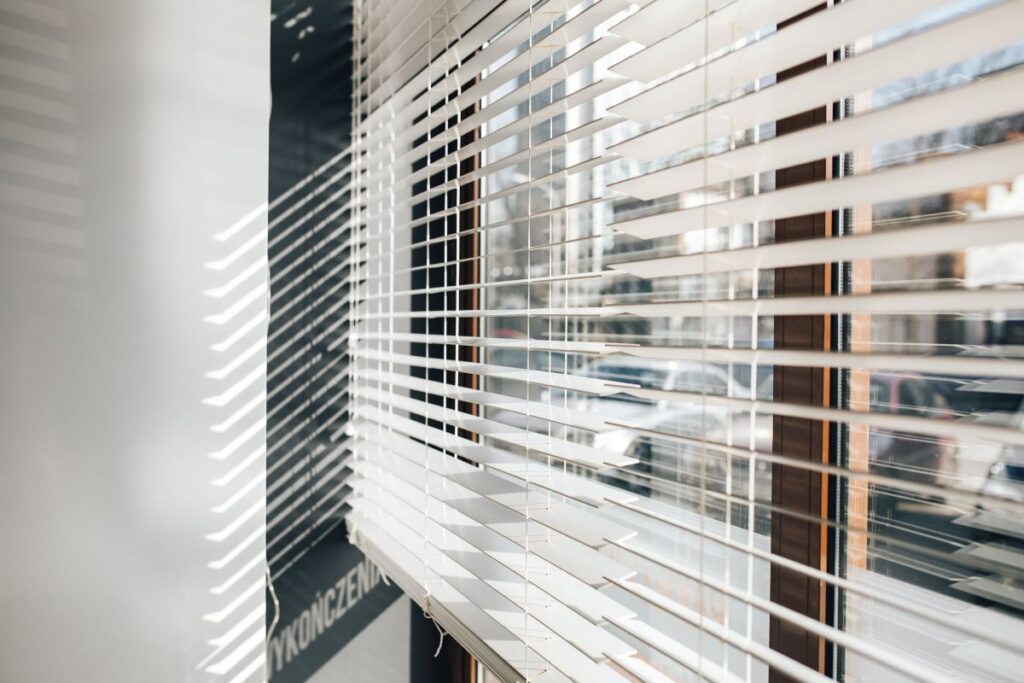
[346,1,1024,681]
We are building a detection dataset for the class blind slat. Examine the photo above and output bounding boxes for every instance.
[611,139,1024,238]
[610,0,1024,161]
[349,0,1024,678]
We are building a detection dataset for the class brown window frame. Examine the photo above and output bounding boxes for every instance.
[769,4,845,681]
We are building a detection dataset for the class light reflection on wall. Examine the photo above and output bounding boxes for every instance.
[198,203,269,682]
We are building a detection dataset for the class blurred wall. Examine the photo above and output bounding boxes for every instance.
[0,0,269,680]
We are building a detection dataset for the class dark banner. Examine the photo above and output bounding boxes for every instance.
[267,2,401,680]
[267,523,401,681]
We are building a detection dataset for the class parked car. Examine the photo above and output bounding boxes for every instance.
[577,356,751,399]
[868,373,959,488]
[548,356,753,457]
[867,371,1024,492]
[981,439,1024,503]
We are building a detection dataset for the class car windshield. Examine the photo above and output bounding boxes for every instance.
[487,348,566,373]
[580,362,671,389]
[669,367,729,394]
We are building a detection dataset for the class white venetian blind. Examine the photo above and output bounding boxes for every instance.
[346,0,1024,681]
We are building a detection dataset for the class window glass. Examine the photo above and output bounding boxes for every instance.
[841,6,1024,679]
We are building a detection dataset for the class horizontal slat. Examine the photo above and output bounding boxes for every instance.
[609,215,1024,277]
[361,113,621,212]
[604,652,676,683]
[604,498,1024,656]
[353,458,636,591]
[353,267,601,302]
[355,331,616,355]
[364,30,626,172]
[427,1,630,116]
[607,615,746,683]
[616,287,1024,319]
[360,0,570,147]
[352,434,639,624]
[354,366,616,433]
[359,0,605,136]
[616,344,1024,380]
[439,496,637,588]
[608,550,961,683]
[351,411,639,506]
[352,196,612,252]
[360,154,618,238]
[428,549,635,674]
[611,138,1024,238]
[445,470,637,548]
[354,304,622,320]
[610,577,833,683]
[355,384,635,468]
[610,0,1024,162]
[610,421,1023,517]
[355,434,636,548]
[364,0,484,88]
[609,0,723,46]
[357,346,636,395]
[610,67,1024,200]
[349,513,551,683]
[354,286,1024,321]
[613,386,1024,446]
[613,0,943,118]
[351,501,633,681]
[374,404,625,473]
[354,366,616,432]
[350,1,1024,680]
[612,0,817,86]
[383,77,627,190]
[359,0,513,119]
[419,0,626,114]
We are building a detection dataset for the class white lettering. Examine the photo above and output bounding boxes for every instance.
[346,567,358,606]
[324,587,337,626]
[270,558,383,671]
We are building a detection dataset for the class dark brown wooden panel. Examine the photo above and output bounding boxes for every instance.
[769,4,832,682]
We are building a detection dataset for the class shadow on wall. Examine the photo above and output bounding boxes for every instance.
[0,1,268,681]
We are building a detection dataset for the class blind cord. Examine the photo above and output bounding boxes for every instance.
[265,563,281,650]
[422,607,448,658]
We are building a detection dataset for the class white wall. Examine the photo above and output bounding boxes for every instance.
[0,1,269,680]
